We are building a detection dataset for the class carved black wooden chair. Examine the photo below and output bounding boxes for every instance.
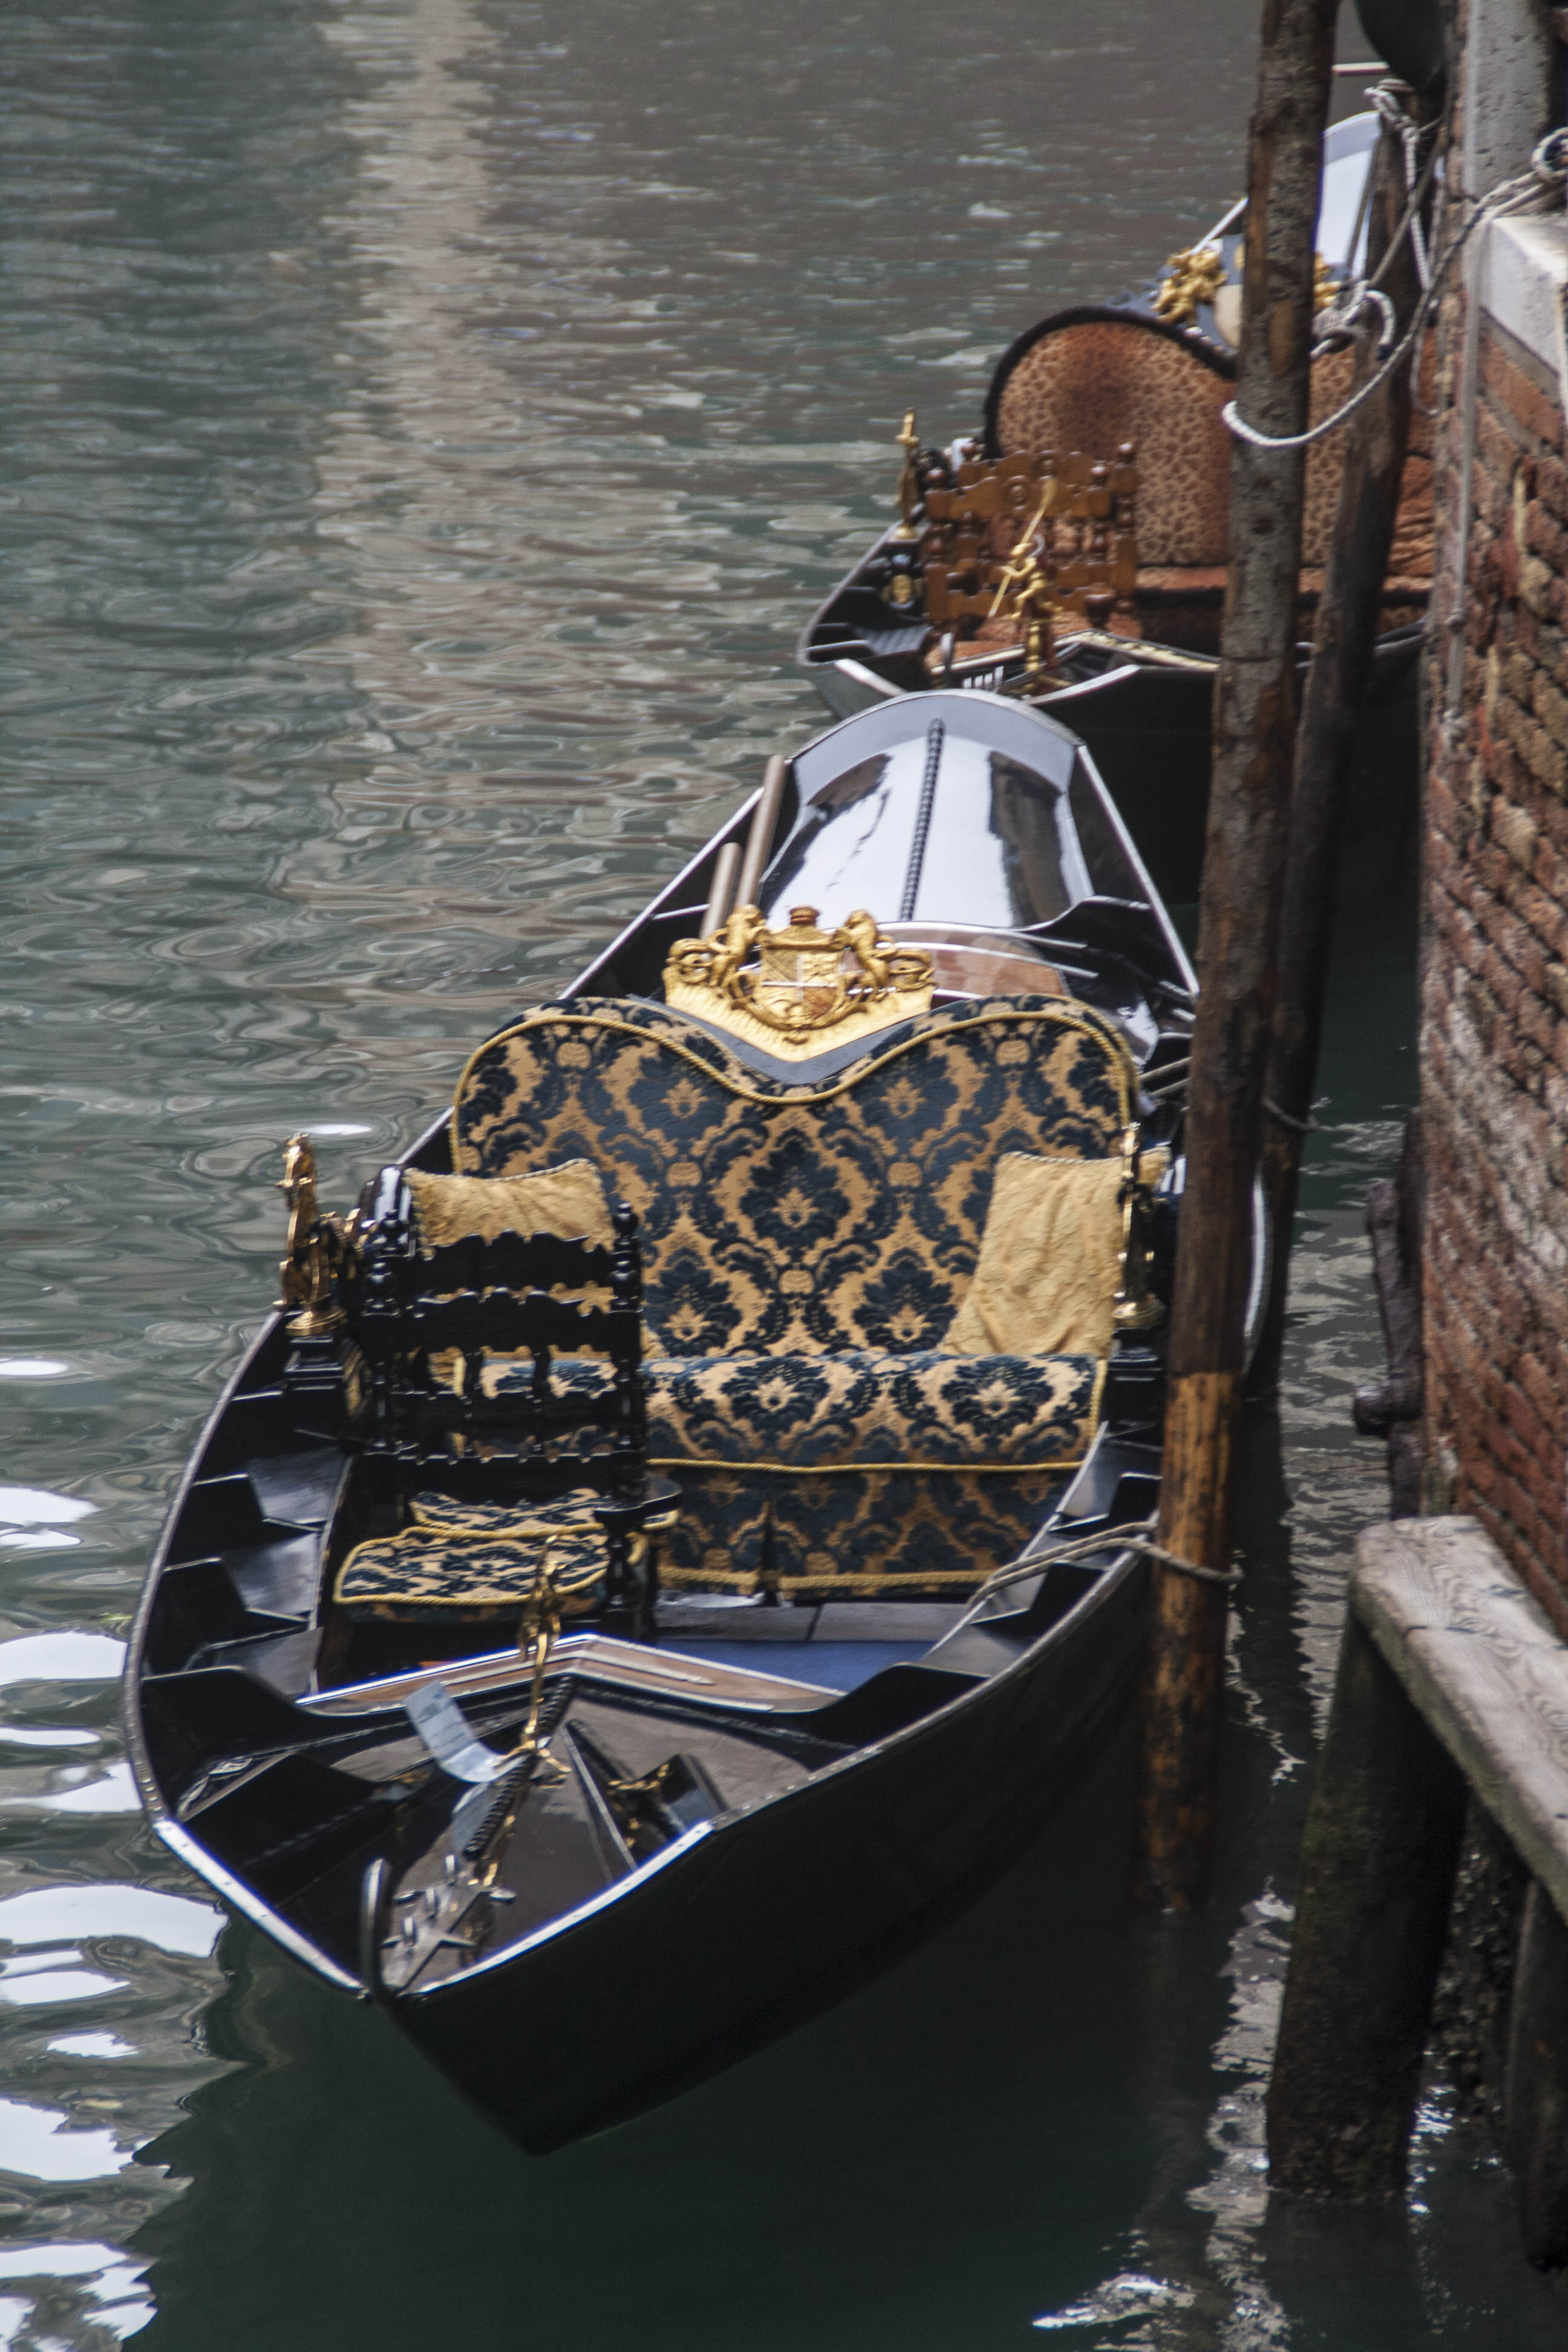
[328,1165,678,1640]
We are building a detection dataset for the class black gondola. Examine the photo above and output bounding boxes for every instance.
[126,690,1258,2152]
[798,111,1431,900]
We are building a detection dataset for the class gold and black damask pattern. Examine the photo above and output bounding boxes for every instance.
[434,994,1132,1596]
[642,1347,1097,1468]
[450,996,1131,1359]
[478,1347,1096,1468]
[762,1467,1071,1597]
[468,1347,1097,1590]
[333,1487,616,1616]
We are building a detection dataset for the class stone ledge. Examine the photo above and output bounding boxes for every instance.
[1354,1515,1568,1925]
[1480,212,1568,409]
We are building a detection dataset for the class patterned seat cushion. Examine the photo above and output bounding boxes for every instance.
[477,1349,1099,1471]
[333,1488,645,1618]
[471,1350,1099,1596]
[443,995,1132,1596]
[450,995,1132,1360]
[644,1348,1099,1469]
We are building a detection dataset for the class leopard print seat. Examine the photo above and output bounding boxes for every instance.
[448,995,1134,1594]
[986,307,1434,586]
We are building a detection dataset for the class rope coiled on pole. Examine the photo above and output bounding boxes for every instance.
[964,1515,1243,1615]
[1220,120,1568,457]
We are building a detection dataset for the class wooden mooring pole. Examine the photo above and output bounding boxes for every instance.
[1249,100,1425,1400]
[1270,1517,1568,2262]
[1131,0,1340,1912]
[1506,1882,1568,2266]
[1266,1599,1467,2194]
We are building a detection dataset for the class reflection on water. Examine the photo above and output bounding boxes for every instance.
[0,0,1560,2343]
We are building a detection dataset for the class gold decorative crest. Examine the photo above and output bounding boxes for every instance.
[1152,244,1227,327]
[664,906,933,1057]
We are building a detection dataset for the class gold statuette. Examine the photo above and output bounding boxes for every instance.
[664,905,933,1057]
[892,409,921,540]
[276,1133,348,1337]
[988,489,1063,692]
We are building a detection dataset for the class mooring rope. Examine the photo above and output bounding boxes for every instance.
[965,1514,1242,1613]
[1220,124,1568,456]
[1263,1094,1321,1135]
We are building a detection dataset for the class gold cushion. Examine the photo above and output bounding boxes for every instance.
[943,1149,1168,1361]
[404,1160,612,1255]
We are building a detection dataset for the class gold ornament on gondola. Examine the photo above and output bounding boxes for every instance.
[1112,1123,1166,1334]
[892,408,921,540]
[1312,252,1342,316]
[664,905,933,1057]
[1152,244,1227,327]
[276,1133,351,1338]
[988,489,1063,693]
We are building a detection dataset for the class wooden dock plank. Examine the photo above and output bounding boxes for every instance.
[1354,1517,1568,1930]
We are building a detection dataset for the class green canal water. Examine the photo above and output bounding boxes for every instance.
[2,1,1563,2342]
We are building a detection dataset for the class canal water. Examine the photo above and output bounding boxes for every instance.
[2,1,1563,2342]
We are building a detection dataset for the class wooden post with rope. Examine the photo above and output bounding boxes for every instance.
[1131,0,1341,1912]
[1249,94,1429,1399]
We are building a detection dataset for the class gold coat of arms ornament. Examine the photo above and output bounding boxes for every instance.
[664,905,934,1057]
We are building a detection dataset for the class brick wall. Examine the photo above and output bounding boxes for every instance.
[1422,286,1568,1630]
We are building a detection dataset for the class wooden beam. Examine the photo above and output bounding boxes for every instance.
[1506,1880,1568,2267]
[1132,0,1341,1912]
[1353,1518,1568,1924]
[1250,107,1425,1397]
[1266,1602,1466,2195]
[1271,1515,1568,2217]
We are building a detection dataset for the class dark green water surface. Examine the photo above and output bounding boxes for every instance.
[2,1,1563,2343]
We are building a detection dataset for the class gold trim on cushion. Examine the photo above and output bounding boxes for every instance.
[448,998,1136,1142]
[405,1160,612,1256]
[662,904,933,1058]
[332,1486,655,1613]
[944,1151,1169,1361]
[644,1356,1108,1478]
[649,1453,1085,1475]
[658,1565,987,1595]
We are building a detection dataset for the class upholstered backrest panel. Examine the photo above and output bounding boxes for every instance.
[451,996,1131,1359]
[993,319,1234,567]
[991,315,1436,581]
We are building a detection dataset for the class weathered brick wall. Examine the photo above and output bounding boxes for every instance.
[1422,289,1568,1628]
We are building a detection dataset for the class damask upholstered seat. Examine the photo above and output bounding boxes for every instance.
[445,993,1134,1595]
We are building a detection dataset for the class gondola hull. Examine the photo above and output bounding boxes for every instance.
[801,600,1423,906]
[394,1550,1147,2150]
[126,690,1210,2151]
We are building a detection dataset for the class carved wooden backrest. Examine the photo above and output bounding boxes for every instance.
[918,446,1138,636]
[346,1171,648,1476]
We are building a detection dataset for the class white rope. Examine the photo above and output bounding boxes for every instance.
[1220,129,1568,457]
[1372,84,1432,288]
[964,1515,1243,1612]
